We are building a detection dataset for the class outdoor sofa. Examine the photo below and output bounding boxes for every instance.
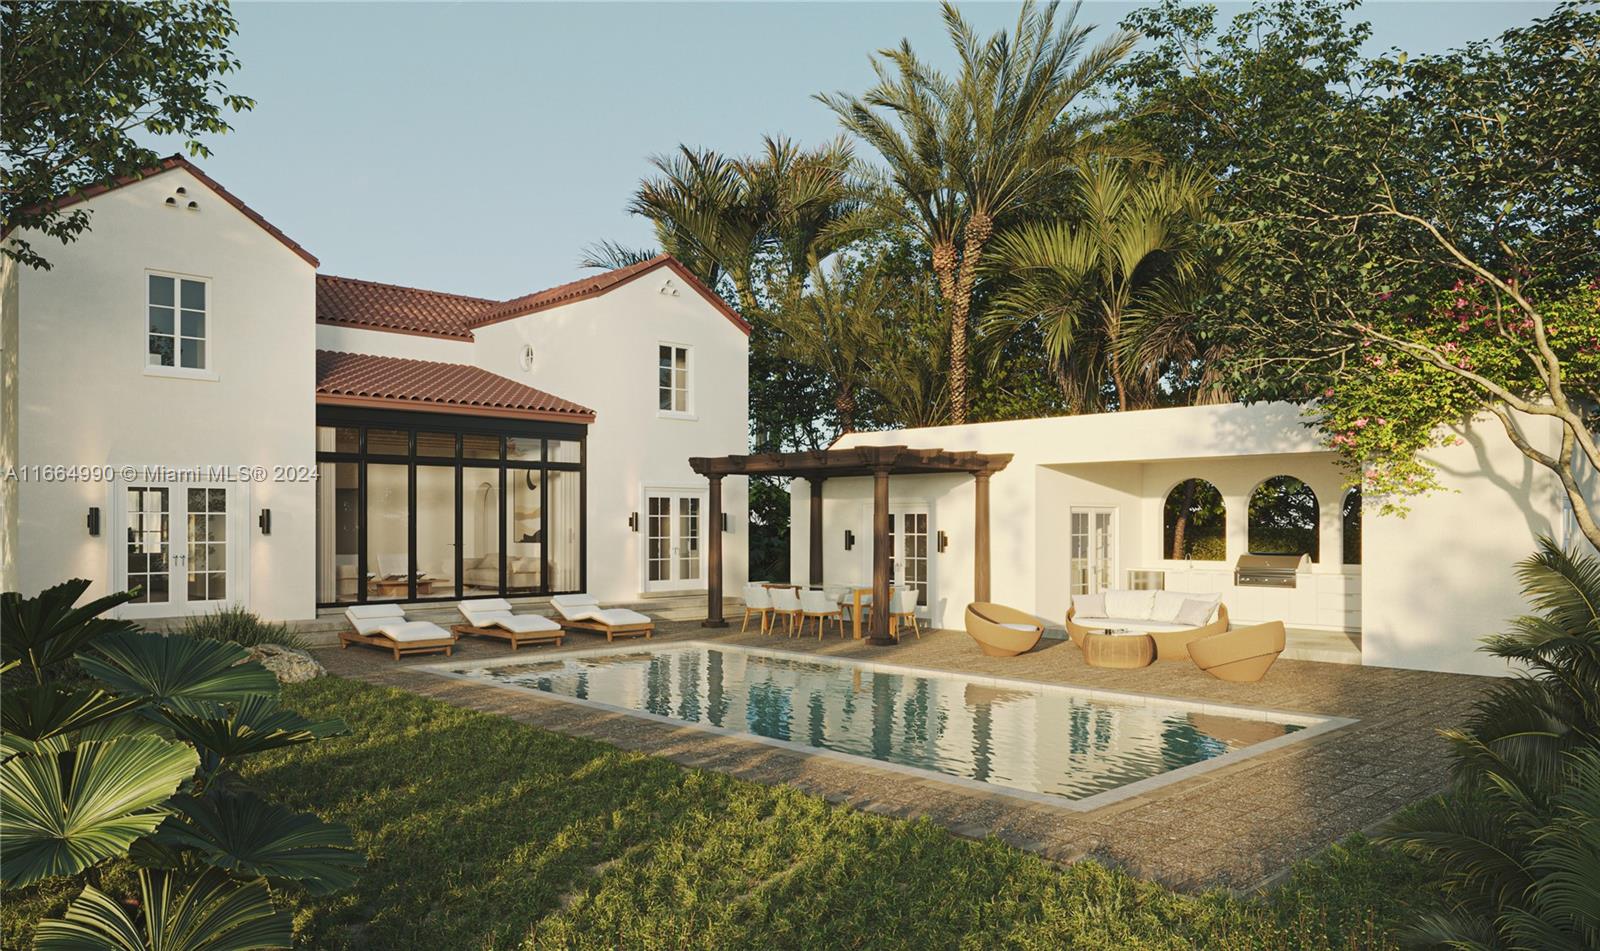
[1067,590,1229,660]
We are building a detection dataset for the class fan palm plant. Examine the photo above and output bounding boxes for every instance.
[821,0,1135,423]
[1381,538,1600,949]
[984,160,1221,411]
[1,579,362,948]
[769,257,891,434]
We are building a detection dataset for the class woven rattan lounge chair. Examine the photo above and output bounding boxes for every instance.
[340,604,457,660]
[451,598,564,650]
[963,603,1044,657]
[1189,621,1287,683]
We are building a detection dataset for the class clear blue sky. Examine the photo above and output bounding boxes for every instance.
[171,1,1554,298]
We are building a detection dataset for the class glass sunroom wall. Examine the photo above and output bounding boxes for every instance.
[548,469,581,591]
[366,463,410,592]
[461,467,501,596]
[505,469,542,595]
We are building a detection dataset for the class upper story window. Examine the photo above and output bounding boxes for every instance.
[148,273,207,370]
[658,343,691,416]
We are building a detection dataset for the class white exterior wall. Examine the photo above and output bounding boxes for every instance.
[315,323,474,362]
[472,273,750,603]
[6,169,317,620]
[795,402,1574,675]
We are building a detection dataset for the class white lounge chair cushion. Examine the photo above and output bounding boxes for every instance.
[590,608,650,626]
[550,594,600,620]
[376,620,451,643]
[476,612,560,634]
[345,604,407,635]
[462,597,515,615]
[1000,622,1039,632]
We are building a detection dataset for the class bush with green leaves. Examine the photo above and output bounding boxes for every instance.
[176,604,306,650]
[0,579,362,948]
[1382,539,1600,948]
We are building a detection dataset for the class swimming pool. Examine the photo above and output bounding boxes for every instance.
[425,643,1352,809]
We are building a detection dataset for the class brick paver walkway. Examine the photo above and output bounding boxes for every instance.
[314,621,1489,891]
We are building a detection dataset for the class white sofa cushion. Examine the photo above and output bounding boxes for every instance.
[1176,596,1221,627]
[1072,616,1197,634]
[1104,590,1156,620]
[1151,591,1191,622]
[1071,593,1106,619]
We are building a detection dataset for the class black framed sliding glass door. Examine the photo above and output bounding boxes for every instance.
[314,408,586,606]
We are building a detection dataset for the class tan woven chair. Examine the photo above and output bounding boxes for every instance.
[1189,621,1287,683]
[1066,602,1230,660]
[963,603,1044,657]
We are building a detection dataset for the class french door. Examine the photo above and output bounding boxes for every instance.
[888,505,932,611]
[643,489,706,592]
[120,483,237,618]
[1069,507,1117,595]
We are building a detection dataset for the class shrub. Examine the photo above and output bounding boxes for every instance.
[178,603,306,649]
[1381,538,1600,948]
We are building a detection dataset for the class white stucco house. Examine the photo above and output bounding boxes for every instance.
[787,403,1596,677]
[1,156,751,623]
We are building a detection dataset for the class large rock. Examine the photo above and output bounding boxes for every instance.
[248,644,325,684]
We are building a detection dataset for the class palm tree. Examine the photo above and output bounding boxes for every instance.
[984,160,1221,411]
[629,145,765,310]
[576,240,658,272]
[871,279,952,429]
[821,0,1135,424]
[769,257,890,433]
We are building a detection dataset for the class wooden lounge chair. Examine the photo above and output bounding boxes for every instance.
[339,604,457,660]
[1189,621,1287,683]
[963,603,1044,657]
[452,598,564,650]
[549,594,654,642]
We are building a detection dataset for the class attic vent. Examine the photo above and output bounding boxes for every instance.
[175,186,187,195]
[165,197,177,206]
[659,278,679,297]
[186,201,198,210]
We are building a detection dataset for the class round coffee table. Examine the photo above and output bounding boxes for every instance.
[1081,630,1156,669]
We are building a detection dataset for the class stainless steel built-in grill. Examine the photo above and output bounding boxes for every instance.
[1234,554,1309,588]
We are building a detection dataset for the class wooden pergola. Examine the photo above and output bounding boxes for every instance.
[688,445,1013,645]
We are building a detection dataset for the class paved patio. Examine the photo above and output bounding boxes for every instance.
[312,620,1491,892]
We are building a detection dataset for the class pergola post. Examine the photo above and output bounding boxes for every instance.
[974,470,992,603]
[869,466,893,644]
[702,474,727,628]
[808,476,825,587]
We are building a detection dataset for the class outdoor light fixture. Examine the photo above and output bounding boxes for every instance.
[937,530,948,553]
[844,529,855,550]
[628,512,639,532]
[258,509,272,535]
[87,507,101,536]
[721,513,730,532]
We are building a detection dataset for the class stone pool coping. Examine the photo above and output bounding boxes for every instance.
[315,621,1491,892]
[418,640,1357,813]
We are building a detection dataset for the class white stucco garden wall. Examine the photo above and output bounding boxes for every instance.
[472,271,750,603]
[7,168,318,620]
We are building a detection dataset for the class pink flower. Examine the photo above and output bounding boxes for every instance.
[1354,418,1369,429]
[1323,388,1335,398]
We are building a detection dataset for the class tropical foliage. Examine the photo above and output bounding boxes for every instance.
[0,579,361,948]
[1382,539,1600,948]
[176,604,308,650]
[0,0,254,270]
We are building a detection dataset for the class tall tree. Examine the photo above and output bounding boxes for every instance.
[1,0,254,269]
[769,257,890,434]
[821,0,1135,424]
[983,160,1222,411]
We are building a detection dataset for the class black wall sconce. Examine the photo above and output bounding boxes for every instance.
[258,509,272,535]
[720,512,730,532]
[628,512,639,532]
[843,529,855,551]
[937,530,948,553]
[87,507,101,536]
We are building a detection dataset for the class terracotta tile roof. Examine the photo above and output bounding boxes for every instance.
[2,155,319,267]
[315,350,594,423]
[473,255,752,334]
[316,274,494,341]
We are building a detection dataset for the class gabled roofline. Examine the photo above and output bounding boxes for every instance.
[472,255,752,336]
[5,155,319,268]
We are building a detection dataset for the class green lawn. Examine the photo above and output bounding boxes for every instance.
[4,677,1435,949]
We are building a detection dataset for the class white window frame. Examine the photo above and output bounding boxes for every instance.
[144,269,218,381]
[656,341,695,419]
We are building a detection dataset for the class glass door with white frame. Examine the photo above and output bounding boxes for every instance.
[123,484,234,617]
[1069,507,1116,595]
[643,490,706,592]
[888,505,932,612]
